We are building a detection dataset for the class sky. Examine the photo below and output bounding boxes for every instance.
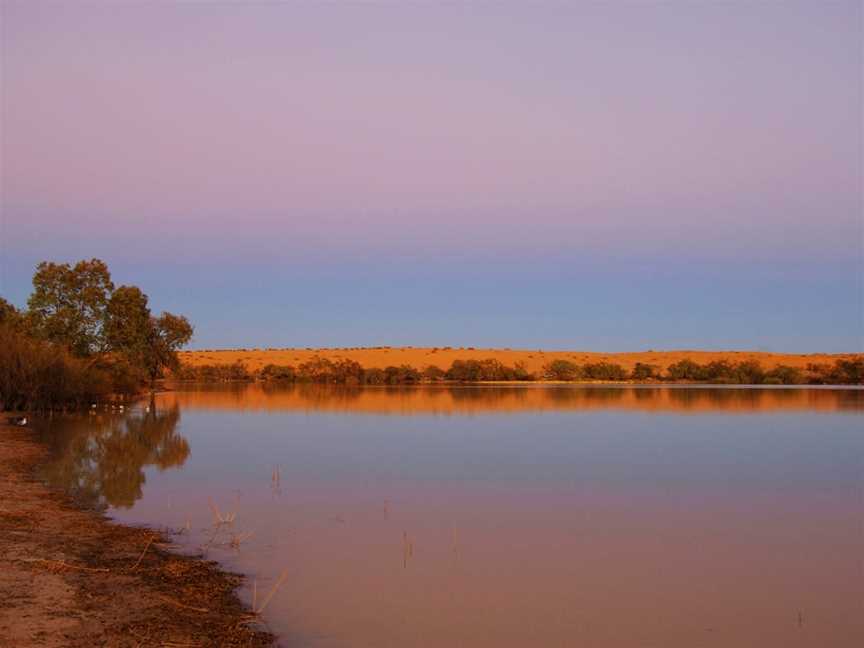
[1,1,861,352]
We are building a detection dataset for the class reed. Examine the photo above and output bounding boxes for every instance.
[255,569,289,614]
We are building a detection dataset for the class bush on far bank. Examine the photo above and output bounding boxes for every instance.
[172,355,863,387]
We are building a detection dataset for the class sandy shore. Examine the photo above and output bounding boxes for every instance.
[0,423,274,648]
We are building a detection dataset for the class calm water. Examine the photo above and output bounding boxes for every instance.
[37,385,864,647]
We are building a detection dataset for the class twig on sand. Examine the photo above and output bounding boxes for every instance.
[158,594,209,614]
[16,557,109,573]
[129,534,157,571]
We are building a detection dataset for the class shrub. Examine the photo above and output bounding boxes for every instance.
[384,365,420,384]
[446,359,483,382]
[582,362,628,381]
[0,324,115,411]
[260,364,297,381]
[831,358,864,384]
[422,365,446,382]
[175,361,252,382]
[631,362,659,380]
[666,359,706,381]
[543,359,581,381]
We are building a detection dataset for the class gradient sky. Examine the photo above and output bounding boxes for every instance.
[1,1,861,352]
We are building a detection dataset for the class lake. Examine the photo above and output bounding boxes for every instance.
[36,384,864,647]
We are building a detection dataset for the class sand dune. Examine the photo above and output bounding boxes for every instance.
[178,347,857,374]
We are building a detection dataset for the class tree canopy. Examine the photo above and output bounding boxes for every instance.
[7,258,193,391]
[27,259,114,356]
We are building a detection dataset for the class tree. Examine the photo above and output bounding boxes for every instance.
[105,286,152,366]
[104,286,193,385]
[144,312,194,384]
[27,259,114,356]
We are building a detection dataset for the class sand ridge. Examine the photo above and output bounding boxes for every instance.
[179,347,858,375]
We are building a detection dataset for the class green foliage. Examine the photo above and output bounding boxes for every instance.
[661,358,855,385]
[260,364,297,381]
[582,362,628,381]
[383,365,421,384]
[831,358,864,384]
[733,360,765,385]
[105,286,152,366]
[176,361,252,382]
[171,355,863,387]
[363,368,386,385]
[445,359,483,382]
[0,297,25,330]
[806,359,864,385]
[631,362,659,380]
[0,259,193,409]
[543,359,581,380]
[445,358,534,381]
[144,312,194,382]
[422,365,446,381]
[666,359,706,381]
[27,259,114,356]
[39,404,187,510]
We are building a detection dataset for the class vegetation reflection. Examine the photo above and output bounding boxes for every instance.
[39,400,189,510]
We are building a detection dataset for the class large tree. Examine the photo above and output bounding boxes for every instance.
[105,285,193,384]
[25,259,193,384]
[105,286,152,366]
[145,312,194,384]
[27,259,114,356]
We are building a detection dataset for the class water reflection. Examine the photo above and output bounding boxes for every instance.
[37,386,864,647]
[162,382,864,415]
[38,401,188,509]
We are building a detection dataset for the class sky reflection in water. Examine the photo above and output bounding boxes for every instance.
[38,386,864,647]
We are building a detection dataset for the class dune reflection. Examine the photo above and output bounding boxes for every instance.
[158,383,863,415]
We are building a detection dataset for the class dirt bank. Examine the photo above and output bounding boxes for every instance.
[0,423,274,647]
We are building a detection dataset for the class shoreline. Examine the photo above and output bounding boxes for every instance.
[0,422,274,648]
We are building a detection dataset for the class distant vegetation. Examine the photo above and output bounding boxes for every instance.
[176,355,862,386]
[1,259,193,411]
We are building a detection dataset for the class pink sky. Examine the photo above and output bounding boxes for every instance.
[1,2,861,350]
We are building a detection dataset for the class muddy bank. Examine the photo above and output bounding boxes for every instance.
[0,423,274,647]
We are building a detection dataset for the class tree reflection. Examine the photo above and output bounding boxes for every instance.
[39,400,189,510]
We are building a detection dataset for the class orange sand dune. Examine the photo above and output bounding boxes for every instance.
[159,383,864,416]
[178,347,858,375]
